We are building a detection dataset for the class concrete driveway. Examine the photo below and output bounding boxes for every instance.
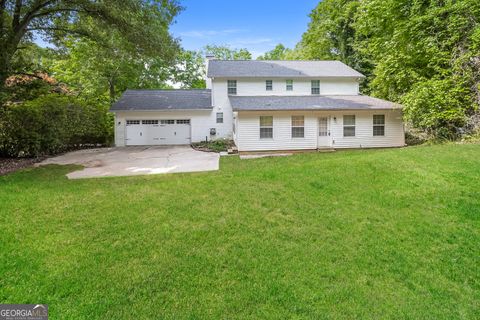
[37,146,219,179]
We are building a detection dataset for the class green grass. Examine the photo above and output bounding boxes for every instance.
[0,144,479,319]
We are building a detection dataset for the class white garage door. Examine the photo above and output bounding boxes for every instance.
[125,119,191,146]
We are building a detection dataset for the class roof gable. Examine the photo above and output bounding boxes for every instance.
[207,60,365,78]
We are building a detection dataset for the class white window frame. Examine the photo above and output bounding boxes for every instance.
[311,80,320,95]
[373,115,385,136]
[227,80,237,95]
[286,80,293,91]
[260,116,273,139]
[126,120,140,125]
[291,115,305,138]
[216,112,224,124]
[343,115,356,137]
[266,80,273,91]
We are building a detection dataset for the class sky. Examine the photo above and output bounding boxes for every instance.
[170,0,319,58]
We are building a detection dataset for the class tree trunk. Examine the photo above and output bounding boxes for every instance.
[108,78,115,103]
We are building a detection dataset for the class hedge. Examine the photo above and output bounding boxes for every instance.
[0,95,113,157]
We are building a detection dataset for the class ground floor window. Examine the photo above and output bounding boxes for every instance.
[260,116,273,139]
[343,115,356,137]
[291,116,305,138]
[216,112,224,123]
[373,114,385,136]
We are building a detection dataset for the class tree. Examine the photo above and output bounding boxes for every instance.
[0,0,181,89]
[51,34,172,102]
[297,0,480,137]
[204,45,252,60]
[171,50,206,89]
[257,44,291,60]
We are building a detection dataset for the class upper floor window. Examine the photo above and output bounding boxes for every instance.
[260,116,273,139]
[291,116,305,138]
[227,80,237,95]
[373,115,385,136]
[343,115,356,137]
[286,80,293,91]
[216,112,224,124]
[311,80,320,94]
[266,80,273,91]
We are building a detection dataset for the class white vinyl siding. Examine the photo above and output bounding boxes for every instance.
[215,78,359,96]
[235,110,405,152]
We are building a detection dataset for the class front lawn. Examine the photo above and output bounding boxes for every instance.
[0,144,479,319]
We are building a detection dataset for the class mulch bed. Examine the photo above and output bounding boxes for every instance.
[0,157,45,176]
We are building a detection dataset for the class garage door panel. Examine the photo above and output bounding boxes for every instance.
[125,119,191,146]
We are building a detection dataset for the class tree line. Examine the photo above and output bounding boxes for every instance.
[1,0,478,157]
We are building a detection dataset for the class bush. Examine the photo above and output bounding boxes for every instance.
[402,78,474,139]
[0,95,113,157]
[192,139,235,152]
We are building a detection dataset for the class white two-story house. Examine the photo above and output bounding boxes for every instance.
[111,59,405,152]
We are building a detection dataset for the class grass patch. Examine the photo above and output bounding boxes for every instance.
[0,144,479,319]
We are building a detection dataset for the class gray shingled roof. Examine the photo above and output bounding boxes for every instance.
[110,89,213,111]
[230,95,402,111]
[207,60,365,78]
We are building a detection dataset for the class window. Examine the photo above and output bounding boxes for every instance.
[260,116,273,139]
[266,80,273,91]
[286,80,293,91]
[319,117,328,136]
[176,119,190,124]
[291,116,305,138]
[373,115,385,136]
[216,112,224,124]
[227,80,237,95]
[311,80,320,94]
[126,120,140,125]
[160,119,175,124]
[142,120,158,125]
[343,115,356,137]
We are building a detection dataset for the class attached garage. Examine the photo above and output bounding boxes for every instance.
[125,119,191,146]
[110,89,214,147]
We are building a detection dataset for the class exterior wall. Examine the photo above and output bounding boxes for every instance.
[113,110,220,147]
[212,78,359,96]
[235,109,404,152]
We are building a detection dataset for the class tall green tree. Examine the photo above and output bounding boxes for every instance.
[204,45,252,60]
[0,0,181,89]
[257,44,291,60]
[298,0,480,137]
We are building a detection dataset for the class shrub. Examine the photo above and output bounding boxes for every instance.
[402,78,474,139]
[0,95,112,157]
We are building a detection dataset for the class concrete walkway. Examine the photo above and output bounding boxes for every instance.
[37,146,219,179]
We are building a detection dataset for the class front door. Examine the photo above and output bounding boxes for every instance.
[317,116,331,148]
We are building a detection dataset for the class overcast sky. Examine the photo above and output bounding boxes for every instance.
[170,0,319,58]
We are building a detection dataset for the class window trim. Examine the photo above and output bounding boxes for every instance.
[266,80,273,91]
[227,80,237,95]
[311,80,320,95]
[216,112,224,124]
[291,115,305,138]
[343,115,356,137]
[259,116,273,139]
[373,114,385,136]
[286,79,293,91]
